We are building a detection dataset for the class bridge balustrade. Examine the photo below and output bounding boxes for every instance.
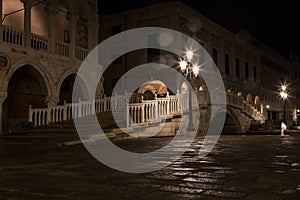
[29,91,265,128]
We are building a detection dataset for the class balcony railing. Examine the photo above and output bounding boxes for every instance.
[2,25,23,46]
[1,25,88,60]
[55,41,70,57]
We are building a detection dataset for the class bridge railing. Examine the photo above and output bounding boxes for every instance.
[226,92,265,122]
[28,90,265,127]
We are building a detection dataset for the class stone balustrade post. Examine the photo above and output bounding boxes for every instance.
[78,98,82,117]
[141,105,144,123]
[0,0,3,45]
[63,100,67,120]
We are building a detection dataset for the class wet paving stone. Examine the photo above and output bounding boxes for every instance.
[0,135,300,199]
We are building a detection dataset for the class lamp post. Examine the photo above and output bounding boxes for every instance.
[280,85,288,136]
[280,85,288,123]
[179,50,200,132]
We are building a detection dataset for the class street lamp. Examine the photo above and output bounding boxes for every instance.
[179,50,200,131]
[280,85,288,124]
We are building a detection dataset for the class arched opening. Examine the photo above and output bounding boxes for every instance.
[212,111,241,134]
[59,74,87,103]
[137,80,171,99]
[254,96,261,110]
[246,93,253,105]
[2,0,24,30]
[31,1,49,37]
[222,113,241,134]
[181,82,188,94]
[143,90,155,100]
[2,65,48,132]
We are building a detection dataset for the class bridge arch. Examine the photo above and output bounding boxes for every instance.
[211,107,242,134]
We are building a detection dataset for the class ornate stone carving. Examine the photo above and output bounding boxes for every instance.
[0,56,8,69]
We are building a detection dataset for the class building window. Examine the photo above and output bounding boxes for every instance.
[212,48,218,67]
[235,58,240,78]
[245,62,249,80]
[64,30,70,43]
[225,53,230,75]
[253,66,257,82]
[111,25,122,35]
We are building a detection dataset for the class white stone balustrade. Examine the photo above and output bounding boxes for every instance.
[29,90,265,128]
[2,25,88,60]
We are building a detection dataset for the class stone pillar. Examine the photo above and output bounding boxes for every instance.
[47,5,57,53]
[87,20,99,51]
[23,0,32,48]
[69,14,78,58]
[0,93,7,134]
[0,0,3,43]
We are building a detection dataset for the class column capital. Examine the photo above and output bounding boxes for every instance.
[21,0,34,8]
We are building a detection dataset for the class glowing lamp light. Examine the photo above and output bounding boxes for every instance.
[281,85,287,92]
[280,91,287,99]
[192,65,200,77]
[186,50,193,62]
[180,60,187,71]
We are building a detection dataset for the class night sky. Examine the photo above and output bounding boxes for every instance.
[99,0,300,58]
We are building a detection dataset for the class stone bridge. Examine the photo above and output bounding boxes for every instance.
[28,90,265,135]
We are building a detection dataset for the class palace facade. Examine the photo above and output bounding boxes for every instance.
[0,0,100,133]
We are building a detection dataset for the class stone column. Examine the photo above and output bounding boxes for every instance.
[0,92,7,135]
[0,0,3,43]
[23,0,32,48]
[47,5,57,53]
[69,14,78,58]
[87,20,98,51]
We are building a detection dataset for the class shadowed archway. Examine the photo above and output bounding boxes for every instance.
[212,110,242,134]
[59,73,88,103]
[2,65,48,132]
